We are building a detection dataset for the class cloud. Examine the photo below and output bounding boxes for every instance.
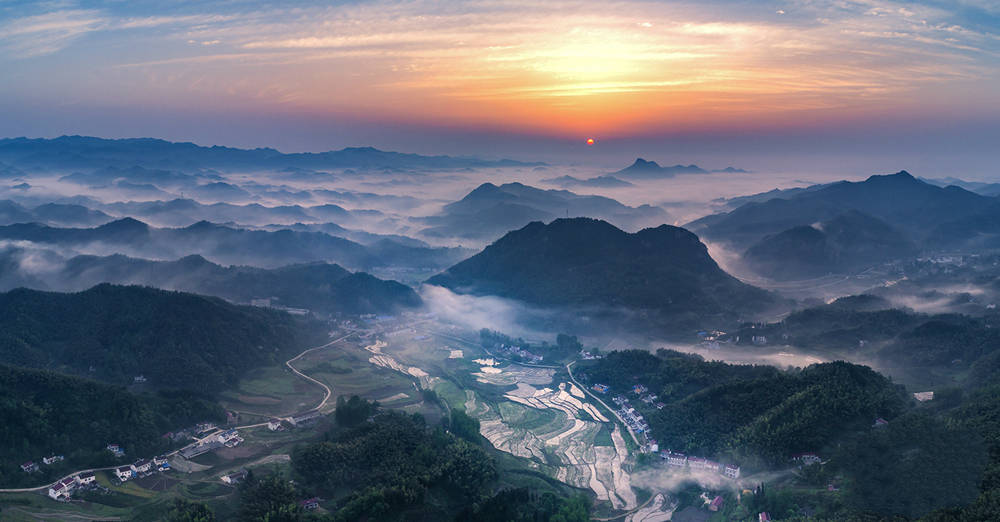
[0,9,106,57]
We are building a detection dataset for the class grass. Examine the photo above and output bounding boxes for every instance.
[433,380,467,411]
[218,365,325,417]
[593,422,614,447]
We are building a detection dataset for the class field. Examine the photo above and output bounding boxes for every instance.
[0,320,645,519]
[218,365,325,418]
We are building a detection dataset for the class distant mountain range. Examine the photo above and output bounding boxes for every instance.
[687,171,1000,279]
[0,200,112,227]
[427,218,774,323]
[611,158,748,180]
[0,136,542,171]
[542,175,634,188]
[0,218,469,272]
[742,210,919,280]
[688,171,1000,250]
[0,247,421,314]
[418,182,668,242]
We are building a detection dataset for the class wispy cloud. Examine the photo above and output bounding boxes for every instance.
[0,0,997,135]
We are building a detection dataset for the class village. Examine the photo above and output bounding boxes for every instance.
[591,380,743,483]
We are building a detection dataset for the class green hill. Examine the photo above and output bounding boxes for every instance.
[0,284,325,392]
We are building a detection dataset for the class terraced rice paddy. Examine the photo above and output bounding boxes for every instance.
[467,379,637,510]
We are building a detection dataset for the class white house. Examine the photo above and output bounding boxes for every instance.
[268,418,283,431]
[115,466,134,481]
[43,455,65,465]
[724,464,741,479]
[131,460,153,474]
[76,472,96,485]
[47,477,76,500]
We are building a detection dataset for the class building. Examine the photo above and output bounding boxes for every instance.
[703,460,722,473]
[662,451,687,467]
[48,477,76,500]
[873,417,889,428]
[21,461,38,473]
[290,411,323,427]
[43,455,65,465]
[759,513,772,522]
[131,459,153,474]
[914,391,935,402]
[217,429,239,443]
[709,496,724,512]
[724,464,741,479]
[153,455,169,467]
[180,440,223,459]
[106,443,125,457]
[268,418,284,431]
[592,384,610,394]
[791,452,821,466]
[221,469,248,485]
[76,472,96,485]
[300,498,320,510]
[632,384,647,395]
[115,466,134,482]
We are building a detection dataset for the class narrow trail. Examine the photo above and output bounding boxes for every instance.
[284,332,354,414]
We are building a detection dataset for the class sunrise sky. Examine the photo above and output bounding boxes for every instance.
[1,0,998,173]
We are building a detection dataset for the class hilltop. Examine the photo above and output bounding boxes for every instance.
[427,218,774,321]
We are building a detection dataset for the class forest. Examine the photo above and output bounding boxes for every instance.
[0,363,222,487]
[579,350,908,464]
[0,284,325,392]
[292,406,498,521]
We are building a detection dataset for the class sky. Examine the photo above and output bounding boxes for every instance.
[0,0,998,175]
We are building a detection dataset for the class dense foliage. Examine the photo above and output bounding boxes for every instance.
[52,253,422,315]
[580,350,907,464]
[0,284,324,391]
[428,218,775,323]
[165,499,217,522]
[333,395,378,427]
[453,488,590,522]
[0,363,222,487]
[292,411,498,521]
[238,472,302,521]
[835,413,985,518]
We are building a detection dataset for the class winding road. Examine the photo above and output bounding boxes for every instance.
[0,332,352,495]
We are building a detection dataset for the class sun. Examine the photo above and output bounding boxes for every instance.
[586,138,595,145]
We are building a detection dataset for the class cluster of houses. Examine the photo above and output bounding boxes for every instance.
[179,428,243,459]
[47,472,96,501]
[20,454,64,474]
[115,455,170,483]
[661,451,742,480]
[493,342,544,363]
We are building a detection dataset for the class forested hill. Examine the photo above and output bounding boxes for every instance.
[0,284,325,392]
[427,218,775,319]
[578,350,908,465]
[0,363,222,488]
[52,253,423,315]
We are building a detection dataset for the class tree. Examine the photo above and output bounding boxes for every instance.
[449,408,481,444]
[238,474,301,521]
[166,499,216,522]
